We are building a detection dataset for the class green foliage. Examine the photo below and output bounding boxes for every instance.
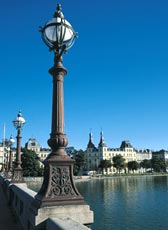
[21,148,43,177]
[98,159,112,173]
[140,157,166,172]
[127,161,139,173]
[140,159,152,170]
[73,149,87,176]
[151,157,166,172]
[113,155,126,174]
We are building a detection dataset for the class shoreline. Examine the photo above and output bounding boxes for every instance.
[74,172,168,182]
[25,172,168,184]
[26,173,168,191]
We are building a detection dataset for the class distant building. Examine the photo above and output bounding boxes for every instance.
[25,138,50,165]
[86,132,137,174]
[0,140,16,171]
[152,150,168,161]
[1,135,167,173]
[25,138,41,153]
[136,149,152,164]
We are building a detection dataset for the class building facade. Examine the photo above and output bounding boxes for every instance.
[152,150,168,161]
[86,132,137,174]
[0,135,166,173]
[25,138,50,164]
[136,149,152,164]
[0,141,16,171]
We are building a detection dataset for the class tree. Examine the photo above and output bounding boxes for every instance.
[127,161,139,173]
[21,148,43,177]
[113,155,126,174]
[73,149,87,176]
[140,159,152,172]
[151,157,166,172]
[98,159,112,174]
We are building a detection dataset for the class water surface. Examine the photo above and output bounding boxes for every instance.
[28,176,168,230]
[76,176,168,230]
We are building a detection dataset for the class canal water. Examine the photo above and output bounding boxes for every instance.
[29,176,168,230]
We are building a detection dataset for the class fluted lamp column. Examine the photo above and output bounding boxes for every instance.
[8,135,15,172]
[35,4,85,207]
[12,111,25,183]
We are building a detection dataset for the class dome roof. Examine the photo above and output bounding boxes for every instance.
[25,138,40,148]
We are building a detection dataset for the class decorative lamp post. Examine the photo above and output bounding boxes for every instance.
[4,144,9,172]
[12,111,25,182]
[8,135,15,172]
[36,4,85,207]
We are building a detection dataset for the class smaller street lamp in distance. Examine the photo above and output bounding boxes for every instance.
[8,135,15,173]
[12,111,26,183]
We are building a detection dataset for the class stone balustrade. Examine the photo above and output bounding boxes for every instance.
[0,176,93,230]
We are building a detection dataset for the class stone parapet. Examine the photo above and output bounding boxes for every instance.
[0,176,93,230]
[37,217,90,230]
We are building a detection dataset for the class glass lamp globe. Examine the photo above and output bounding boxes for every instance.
[9,135,15,146]
[13,112,26,129]
[40,4,77,54]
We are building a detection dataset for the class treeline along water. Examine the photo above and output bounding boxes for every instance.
[29,176,168,230]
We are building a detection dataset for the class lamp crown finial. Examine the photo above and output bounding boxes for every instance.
[57,4,62,12]
[54,4,64,18]
[18,111,22,117]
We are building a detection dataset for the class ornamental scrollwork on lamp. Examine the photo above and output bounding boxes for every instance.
[48,166,75,198]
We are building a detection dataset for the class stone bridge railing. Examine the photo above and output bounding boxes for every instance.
[0,176,93,230]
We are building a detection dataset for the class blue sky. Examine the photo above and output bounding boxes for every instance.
[1,0,168,151]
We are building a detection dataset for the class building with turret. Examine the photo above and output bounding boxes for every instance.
[86,132,137,174]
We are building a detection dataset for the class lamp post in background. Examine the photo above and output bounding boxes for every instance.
[12,111,25,183]
[36,4,85,207]
[8,135,15,173]
[4,142,9,172]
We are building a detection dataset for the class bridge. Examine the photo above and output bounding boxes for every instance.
[0,176,93,230]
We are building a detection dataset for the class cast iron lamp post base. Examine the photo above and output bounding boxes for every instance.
[35,157,85,207]
[35,57,85,207]
[12,168,24,183]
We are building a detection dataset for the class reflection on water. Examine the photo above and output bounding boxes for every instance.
[76,176,168,230]
[28,176,168,230]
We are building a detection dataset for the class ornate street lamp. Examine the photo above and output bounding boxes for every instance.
[12,111,25,182]
[36,4,84,207]
[8,135,15,172]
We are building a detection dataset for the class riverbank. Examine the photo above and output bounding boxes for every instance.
[25,172,168,183]
[76,172,168,182]
[26,173,168,192]
[25,172,168,190]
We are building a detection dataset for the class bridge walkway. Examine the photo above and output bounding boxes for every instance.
[0,183,19,230]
